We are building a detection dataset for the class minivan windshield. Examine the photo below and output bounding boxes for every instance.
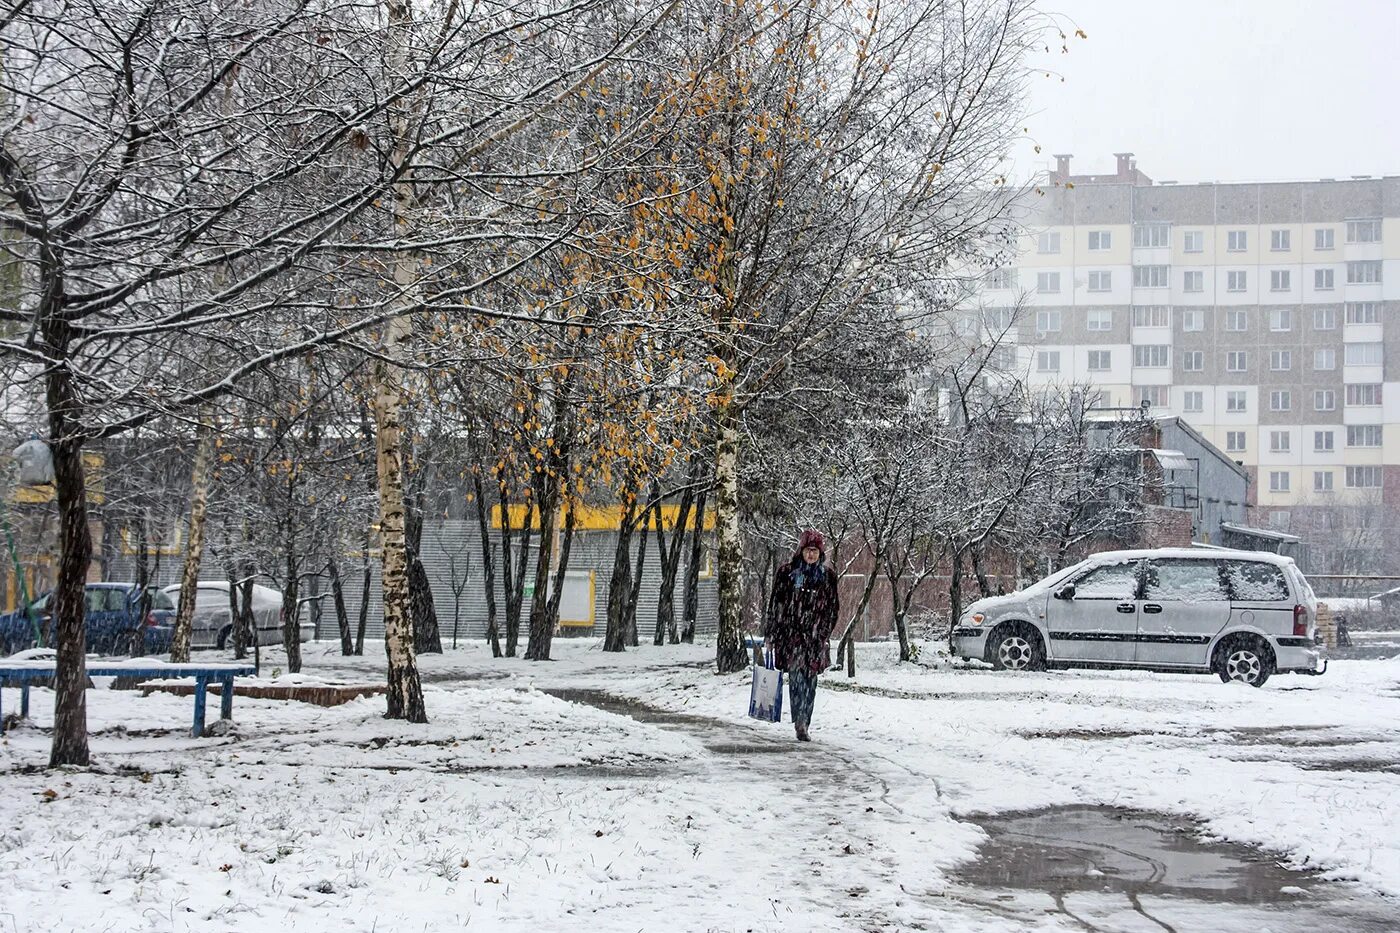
[145,588,176,611]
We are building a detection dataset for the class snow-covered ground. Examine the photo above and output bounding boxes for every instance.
[3,638,1399,932]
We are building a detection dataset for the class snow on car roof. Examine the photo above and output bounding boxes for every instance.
[1080,547,1297,568]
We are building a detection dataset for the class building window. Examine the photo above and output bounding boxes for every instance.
[1269,390,1291,412]
[1270,270,1291,292]
[1038,231,1061,254]
[1132,305,1169,327]
[1182,350,1204,371]
[986,268,1016,289]
[1268,309,1292,331]
[1036,350,1061,373]
[987,346,1015,370]
[983,307,1014,330]
[1226,351,1248,372]
[1087,350,1111,371]
[1314,348,1335,371]
[1314,389,1336,411]
[1314,307,1337,330]
[1136,385,1168,407]
[1037,271,1061,293]
[1270,229,1291,251]
[1183,270,1204,292]
[1346,466,1382,488]
[1180,308,1203,331]
[1269,471,1290,493]
[1226,430,1246,451]
[1347,261,1383,284]
[1183,390,1203,413]
[1088,230,1112,250]
[1226,391,1247,413]
[1347,425,1383,448]
[1345,301,1381,324]
[1269,430,1291,452]
[1087,271,1112,292]
[1314,471,1334,493]
[1036,309,1061,333]
[1134,345,1169,368]
[1225,309,1248,331]
[1346,219,1382,244]
[1227,270,1248,292]
[1270,350,1292,371]
[1315,228,1335,250]
[1346,383,1382,406]
[1086,309,1113,331]
[1344,343,1382,366]
[1133,265,1169,288]
[1133,224,1170,248]
[1227,230,1248,251]
[1314,431,1334,452]
[1183,230,1204,253]
[1314,268,1335,290]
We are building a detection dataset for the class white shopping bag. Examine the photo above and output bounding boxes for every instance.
[748,649,784,723]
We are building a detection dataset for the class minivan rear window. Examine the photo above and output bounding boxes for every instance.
[1225,562,1289,601]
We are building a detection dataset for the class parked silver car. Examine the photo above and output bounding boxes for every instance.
[951,548,1325,687]
[161,582,312,649]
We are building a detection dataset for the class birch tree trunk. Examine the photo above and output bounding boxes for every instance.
[171,418,214,662]
[713,399,748,672]
[372,314,425,720]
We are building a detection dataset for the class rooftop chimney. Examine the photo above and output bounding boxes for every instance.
[1053,153,1072,179]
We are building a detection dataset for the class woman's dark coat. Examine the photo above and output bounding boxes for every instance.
[765,555,840,675]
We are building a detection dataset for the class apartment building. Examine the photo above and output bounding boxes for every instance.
[976,154,1400,569]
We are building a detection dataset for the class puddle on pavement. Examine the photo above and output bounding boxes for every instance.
[956,806,1315,903]
[954,806,1400,930]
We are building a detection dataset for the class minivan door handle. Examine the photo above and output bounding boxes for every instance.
[1116,603,1135,614]
[1142,604,1163,614]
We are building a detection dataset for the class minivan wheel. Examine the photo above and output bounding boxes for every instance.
[1217,637,1273,688]
[989,625,1046,672]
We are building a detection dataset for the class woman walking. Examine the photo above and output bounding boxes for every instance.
[764,529,840,741]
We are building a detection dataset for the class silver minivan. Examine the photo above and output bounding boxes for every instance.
[951,548,1326,686]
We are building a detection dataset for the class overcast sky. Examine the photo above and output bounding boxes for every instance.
[1009,0,1400,184]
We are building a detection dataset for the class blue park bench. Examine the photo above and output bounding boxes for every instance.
[0,660,256,738]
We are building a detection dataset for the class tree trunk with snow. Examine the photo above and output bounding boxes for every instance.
[280,551,302,674]
[681,487,707,644]
[603,503,637,653]
[170,419,214,663]
[46,367,94,767]
[713,400,748,673]
[654,484,695,645]
[472,473,502,657]
[328,558,354,655]
[523,481,560,661]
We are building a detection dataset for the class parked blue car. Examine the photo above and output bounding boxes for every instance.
[0,583,176,657]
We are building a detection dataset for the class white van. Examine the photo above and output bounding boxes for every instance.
[951,548,1325,686]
